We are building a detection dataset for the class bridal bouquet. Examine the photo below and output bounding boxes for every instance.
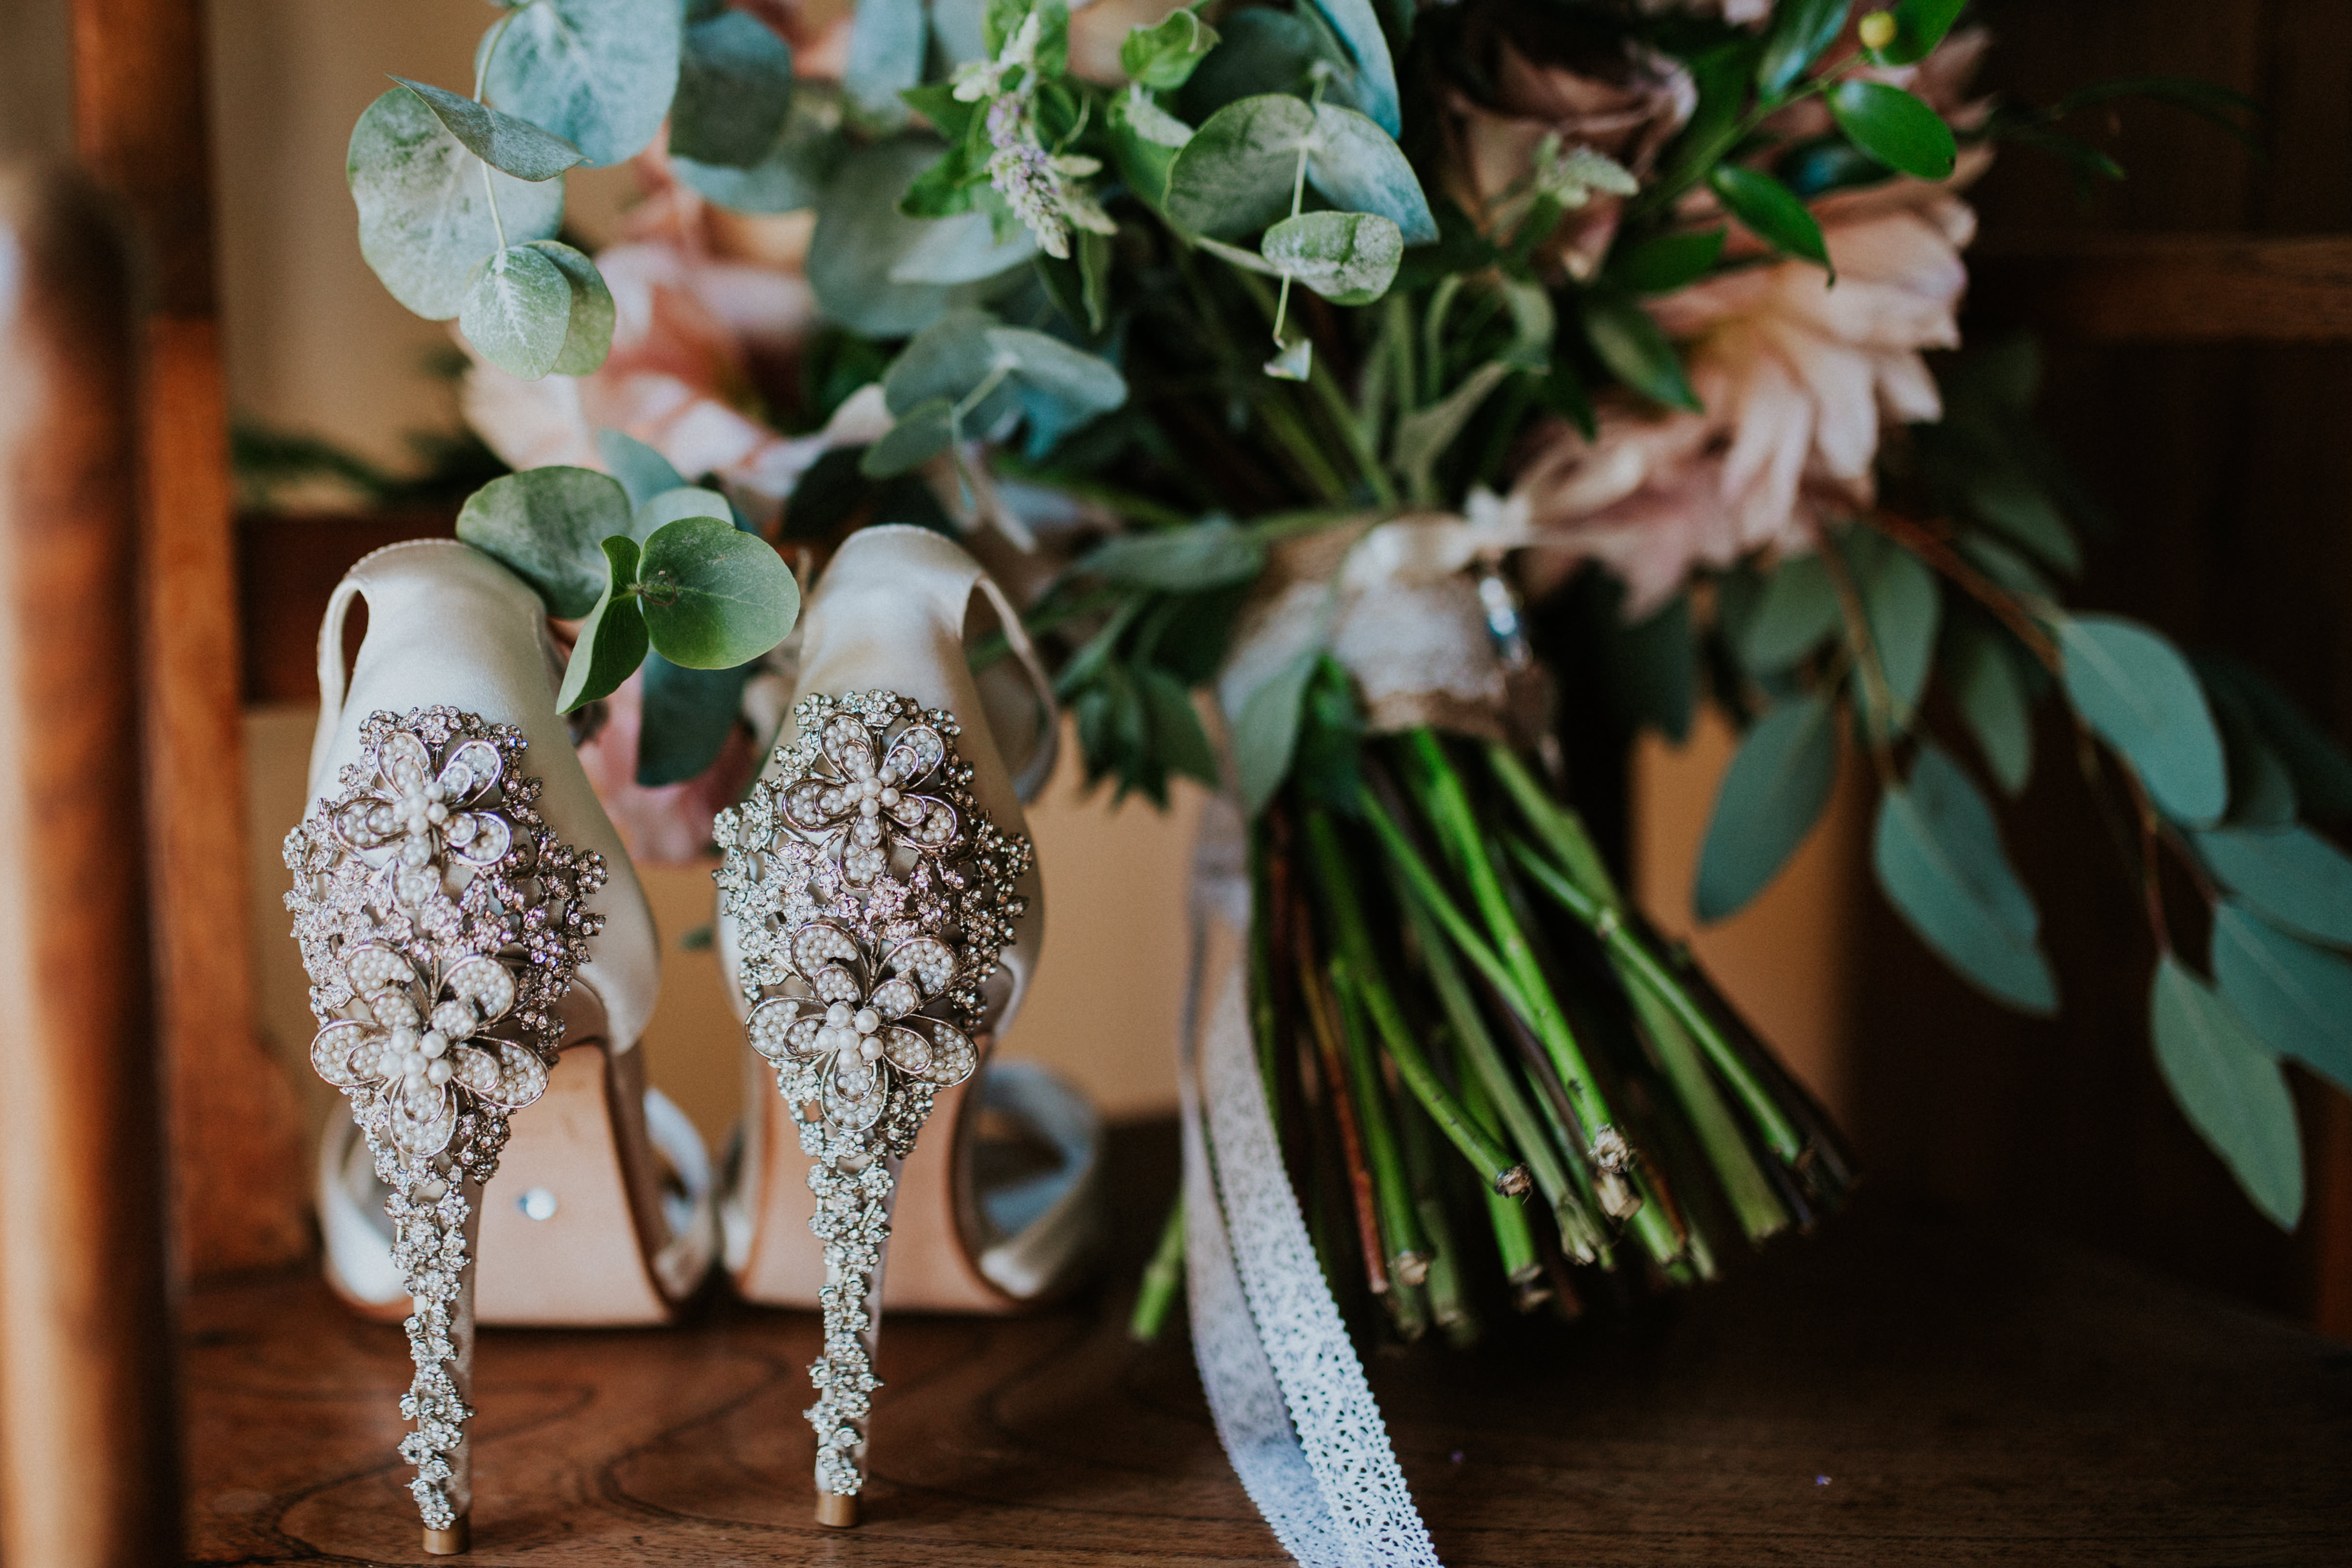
[345,0,2329,1361]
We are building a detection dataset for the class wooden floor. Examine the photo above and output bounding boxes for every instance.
[184,1129,2351,1567]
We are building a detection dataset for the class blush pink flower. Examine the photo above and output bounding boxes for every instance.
[1514,193,1974,615]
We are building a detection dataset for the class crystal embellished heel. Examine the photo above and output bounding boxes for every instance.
[286,541,704,1552]
[713,525,1095,1525]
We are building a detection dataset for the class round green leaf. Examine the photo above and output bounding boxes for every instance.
[1872,743,2057,1013]
[557,537,649,714]
[459,244,577,381]
[1298,0,1399,135]
[1695,692,1840,922]
[636,515,799,669]
[810,139,1019,336]
[1164,93,1316,240]
[1828,80,1957,181]
[2211,899,2352,1097]
[388,76,584,181]
[670,9,793,167]
[888,211,1041,285]
[985,325,1128,454]
[1739,553,1840,672]
[673,89,845,213]
[637,651,751,786]
[1262,210,1403,305]
[2193,825,2352,947]
[348,86,564,320]
[2058,613,2228,827]
[2150,954,2304,1229]
[455,465,632,617]
[629,485,732,545]
[482,0,684,167]
[523,239,614,377]
[1707,164,1830,271]
[1121,10,1220,91]
[596,429,686,507]
[844,0,926,127]
[1304,102,1436,245]
[860,397,957,479]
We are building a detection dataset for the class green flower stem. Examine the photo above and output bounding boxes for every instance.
[1626,980,1788,1245]
[1484,742,1806,1167]
[1232,271,1395,505]
[1394,1089,1480,1348]
[1129,1195,1186,1342]
[1454,1051,1542,1289]
[1393,733,1625,1175]
[1400,891,1602,1260]
[1296,944,1394,1295]
[1305,812,1531,1197]
[1328,965,1430,1286]
[1501,834,1806,1166]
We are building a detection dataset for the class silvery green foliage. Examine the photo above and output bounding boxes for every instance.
[1164,94,1436,246]
[458,244,575,381]
[673,87,847,213]
[1262,211,1402,305]
[808,139,1028,336]
[480,0,685,167]
[671,7,795,166]
[866,308,1127,475]
[390,76,585,181]
[348,86,564,320]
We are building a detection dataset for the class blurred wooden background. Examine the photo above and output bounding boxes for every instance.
[1,0,2347,1342]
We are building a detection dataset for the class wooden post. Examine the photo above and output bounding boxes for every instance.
[71,0,306,1273]
[0,163,183,1568]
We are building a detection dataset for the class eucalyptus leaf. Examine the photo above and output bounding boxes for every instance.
[1708,164,1830,271]
[1739,553,1840,672]
[1583,292,1700,412]
[459,244,577,381]
[1109,88,1193,208]
[557,537,650,713]
[482,0,684,167]
[1232,646,1323,815]
[2149,954,2303,1229]
[1176,9,1323,121]
[1872,743,2057,1013]
[1301,0,1400,135]
[673,87,846,213]
[1083,518,1267,590]
[1162,94,1436,245]
[1264,336,1314,381]
[1694,692,1840,922]
[2211,690,2299,829]
[2195,654,2352,820]
[1849,529,1940,720]
[1757,0,1851,97]
[1263,210,1403,304]
[671,8,794,167]
[456,465,632,617]
[811,139,1019,336]
[860,397,958,479]
[1945,615,2034,796]
[1138,664,1219,786]
[846,0,926,127]
[1827,81,1957,181]
[2211,899,2352,1096]
[888,209,1041,284]
[525,239,615,376]
[2058,613,2228,827]
[596,430,687,508]
[630,485,732,545]
[388,76,584,181]
[1121,9,1220,91]
[348,86,565,319]
[987,325,1129,453]
[2193,826,2352,947]
[637,515,799,669]
[637,651,751,787]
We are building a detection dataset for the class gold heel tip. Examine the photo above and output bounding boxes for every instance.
[422,1517,470,1555]
[815,1493,859,1529]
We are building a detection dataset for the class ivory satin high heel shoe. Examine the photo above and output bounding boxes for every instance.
[285,540,714,1553]
[712,524,1104,1525]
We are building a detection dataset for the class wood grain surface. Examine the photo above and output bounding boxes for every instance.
[182,1127,2350,1567]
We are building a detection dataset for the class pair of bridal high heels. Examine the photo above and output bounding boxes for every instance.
[287,525,1098,1553]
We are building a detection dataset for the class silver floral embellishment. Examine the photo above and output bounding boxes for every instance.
[748,920,976,1131]
[783,713,960,883]
[312,943,550,1158]
[330,728,512,905]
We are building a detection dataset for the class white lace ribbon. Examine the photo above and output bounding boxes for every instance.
[1182,802,1443,1568]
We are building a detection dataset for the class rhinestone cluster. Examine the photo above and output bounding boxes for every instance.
[714,690,1032,1498]
[286,708,604,1529]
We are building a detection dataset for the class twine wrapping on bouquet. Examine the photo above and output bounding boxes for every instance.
[1180,498,1554,1567]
